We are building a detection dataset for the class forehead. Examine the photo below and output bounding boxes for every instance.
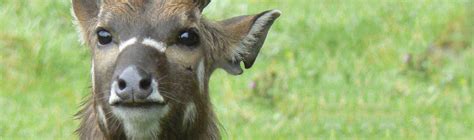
[99,0,199,29]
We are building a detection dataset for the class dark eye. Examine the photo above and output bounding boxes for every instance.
[177,30,199,46]
[97,29,113,45]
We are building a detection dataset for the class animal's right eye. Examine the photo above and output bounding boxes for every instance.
[96,28,113,45]
[177,29,200,47]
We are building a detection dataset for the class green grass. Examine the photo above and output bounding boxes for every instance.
[1,0,473,139]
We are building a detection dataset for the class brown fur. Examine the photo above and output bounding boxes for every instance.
[72,0,280,139]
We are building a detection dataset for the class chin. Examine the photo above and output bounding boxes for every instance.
[112,104,171,139]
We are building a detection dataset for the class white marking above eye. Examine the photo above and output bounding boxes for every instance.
[142,38,167,53]
[119,37,138,52]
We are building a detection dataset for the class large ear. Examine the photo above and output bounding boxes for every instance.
[72,0,101,27]
[72,0,101,45]
[218,10,281,75]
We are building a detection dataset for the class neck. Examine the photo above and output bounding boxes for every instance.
[77,89,221,140]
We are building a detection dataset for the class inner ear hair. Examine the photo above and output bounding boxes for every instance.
[240,10,281,69]
[216,10,281,75]
[72,0,101,23]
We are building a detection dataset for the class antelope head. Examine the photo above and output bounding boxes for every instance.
[72,0,280,139]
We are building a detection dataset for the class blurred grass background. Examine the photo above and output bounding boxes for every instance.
[0,0,473,139]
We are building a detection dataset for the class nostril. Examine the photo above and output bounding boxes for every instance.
[118,79,127,90]
[139,78,152,90]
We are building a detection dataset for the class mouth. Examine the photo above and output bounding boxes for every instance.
[112,101,166,108]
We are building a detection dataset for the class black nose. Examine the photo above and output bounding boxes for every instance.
[113,66,153,102]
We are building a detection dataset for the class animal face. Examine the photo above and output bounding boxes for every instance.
[73,0,280,139]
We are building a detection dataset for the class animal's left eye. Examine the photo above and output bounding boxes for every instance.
[96,28,113,45]
[177,29,200,46]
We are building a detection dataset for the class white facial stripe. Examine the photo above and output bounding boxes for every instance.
[96,105,108,131]
[142,38,166,52]
[91,61,95,92]
[197,59,205,93]
[108,82,121,105]
[148,80,165,103]
[119,37,138,52]
[183,102,197,128]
